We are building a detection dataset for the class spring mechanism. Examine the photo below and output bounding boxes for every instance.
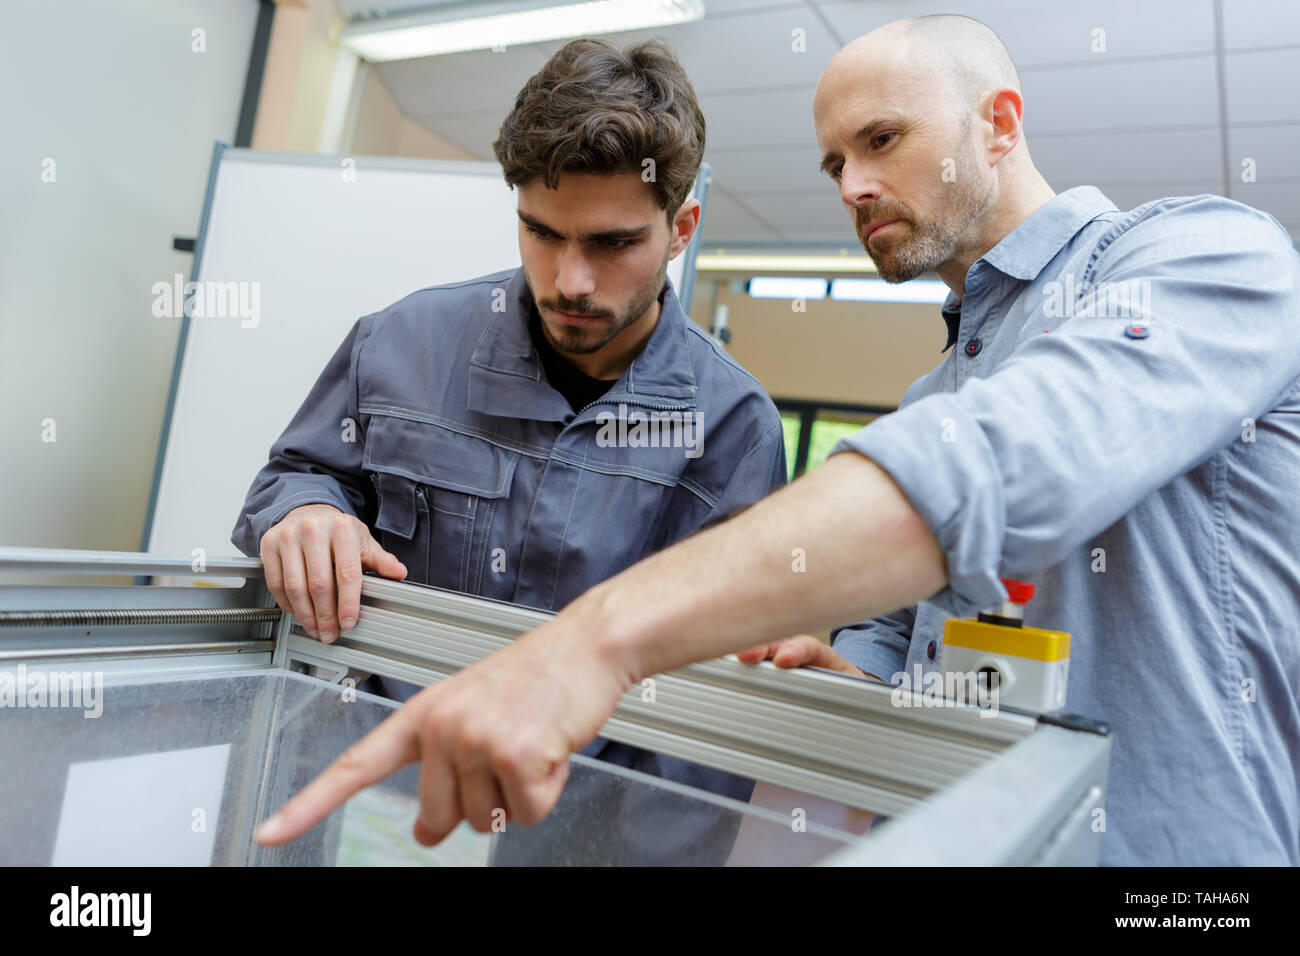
[0,607,283,628]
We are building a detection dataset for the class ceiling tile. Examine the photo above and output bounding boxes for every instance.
[375,45,552,120]
[1225,49,1300,123]
[1020,56,1218,132]
[699,87,817,149]
[1223,0,1300,48]
[1228,123,1300,182]
[742,189,857,242]
[699,185,784,243]
[814,0,1215,68]
[531,7,838,93]
[1028,127,1224,186]
[706,143,828,193]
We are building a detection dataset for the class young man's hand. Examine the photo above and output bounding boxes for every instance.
[737,635,879,680]
[259,503,407,642]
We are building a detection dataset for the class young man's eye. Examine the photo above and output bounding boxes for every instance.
[601,238,633,251]
[525,225,555,241]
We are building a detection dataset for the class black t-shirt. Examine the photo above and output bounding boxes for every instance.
[528,307,619,413]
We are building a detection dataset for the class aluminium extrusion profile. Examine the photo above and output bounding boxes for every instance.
[279,574,1099,826]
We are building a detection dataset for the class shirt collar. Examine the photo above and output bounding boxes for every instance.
[981,185,1118,282]
[937,186,1119,353]
[468,267,698,421]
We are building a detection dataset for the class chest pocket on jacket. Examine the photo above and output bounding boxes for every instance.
[363,414,518,595]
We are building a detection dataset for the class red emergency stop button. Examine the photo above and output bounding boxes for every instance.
[1001,578,1036,603]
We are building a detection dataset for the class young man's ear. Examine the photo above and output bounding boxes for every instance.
[670,198,701,258]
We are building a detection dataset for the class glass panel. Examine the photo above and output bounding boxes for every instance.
[0,670,864,866]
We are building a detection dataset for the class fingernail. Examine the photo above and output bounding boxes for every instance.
[255,813,283,843]
[340,617,356,629]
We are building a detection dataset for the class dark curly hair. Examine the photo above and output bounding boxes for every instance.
[493,37,705,220]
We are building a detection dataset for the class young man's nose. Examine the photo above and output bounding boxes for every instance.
[555,247,598,301]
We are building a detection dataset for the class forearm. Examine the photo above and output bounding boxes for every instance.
[565,452,946,684]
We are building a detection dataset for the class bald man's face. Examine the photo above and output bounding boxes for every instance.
[814,48,994,283]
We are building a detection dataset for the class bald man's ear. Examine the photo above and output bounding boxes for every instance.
[983,87,1025,167]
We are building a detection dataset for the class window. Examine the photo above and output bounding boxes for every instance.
[775,401,894,480]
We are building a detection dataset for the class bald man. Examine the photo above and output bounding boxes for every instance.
[255,16,1300,866]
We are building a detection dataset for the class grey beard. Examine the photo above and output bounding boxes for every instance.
[867,221,954,283]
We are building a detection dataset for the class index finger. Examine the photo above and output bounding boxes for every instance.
[254,703,423,847]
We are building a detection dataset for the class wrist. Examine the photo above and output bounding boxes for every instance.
[563,576,654,689]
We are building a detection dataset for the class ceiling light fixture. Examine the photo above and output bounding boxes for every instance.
[338,0,706,61]
[696,253,878,275]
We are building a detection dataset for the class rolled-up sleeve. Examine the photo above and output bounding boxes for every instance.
[230,318,376,556]
[831,199,1300,615]
[831,605,916,680]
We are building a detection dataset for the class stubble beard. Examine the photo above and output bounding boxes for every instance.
[860,136,994,284]
[533,242,672,356]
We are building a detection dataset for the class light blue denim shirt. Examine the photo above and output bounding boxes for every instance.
[831,187,1300,866]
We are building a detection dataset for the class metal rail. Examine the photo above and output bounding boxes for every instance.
[279,575,1043,817]
[0,608,281,628]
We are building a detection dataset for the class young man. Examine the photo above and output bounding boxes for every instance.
[256,16,1300,867]
[231,38,785,864]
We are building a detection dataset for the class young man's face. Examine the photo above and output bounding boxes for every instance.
[517,170,695,358]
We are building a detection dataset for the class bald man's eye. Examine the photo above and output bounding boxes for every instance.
[871,132,897,150]
[828,164,843,183]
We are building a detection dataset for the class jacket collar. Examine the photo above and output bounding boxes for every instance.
[468,267,699,421]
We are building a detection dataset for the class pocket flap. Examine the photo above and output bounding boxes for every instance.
[365,413,518,509]
[372,471,418,539]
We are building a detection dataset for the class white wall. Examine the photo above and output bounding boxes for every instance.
[0,0,261,580]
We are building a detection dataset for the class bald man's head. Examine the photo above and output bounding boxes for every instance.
[813,15,1039,286]
[817,15,1019,127]
[906,15,1019,117]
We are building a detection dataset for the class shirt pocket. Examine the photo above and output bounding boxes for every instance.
[363,414,518,595]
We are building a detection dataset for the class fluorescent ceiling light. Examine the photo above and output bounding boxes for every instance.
[339,0,706,61]
[697,254,878,274]
[748,277,829,300]
[830,278,951,304]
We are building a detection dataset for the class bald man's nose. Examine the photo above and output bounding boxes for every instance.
[840,162,883,207]
[555,247,597,299]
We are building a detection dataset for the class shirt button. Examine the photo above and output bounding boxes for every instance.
[964,338,982,357]
[927,640,937,660]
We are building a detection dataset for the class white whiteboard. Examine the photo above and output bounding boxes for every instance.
[144,148,702,562]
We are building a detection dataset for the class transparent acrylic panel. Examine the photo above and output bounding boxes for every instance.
[0,669,864,866]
